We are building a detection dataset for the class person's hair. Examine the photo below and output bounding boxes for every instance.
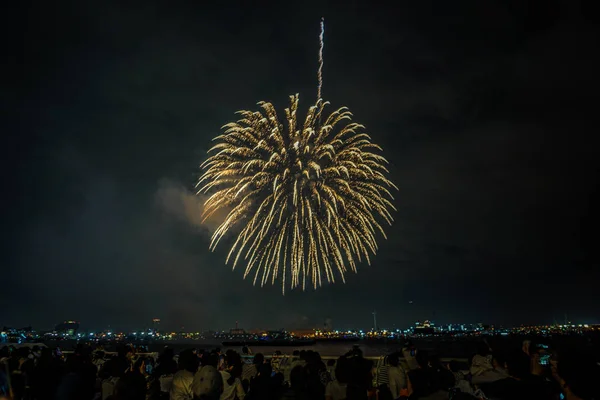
[335,356,351,383]
[387,352,400,367]
[202,352,218,368]
[505,349,530,379]
[293,350,300,356]
[476,342,490,357]
[226,351,241,368]
[429,353,444,370]
[117,345,133,358]
[289,365,307,389]
[258,362,272,381]
[253,353,264,365]
[314,351,322,364]
[40,347,52,359]
[179,350,199,373]
[134,357,146,372]
[17,347,30,359]
[415,350,430,369]
[304,350,319,365]
[227,364,242,386]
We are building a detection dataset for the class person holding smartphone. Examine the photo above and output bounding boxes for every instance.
[550,350,599,400]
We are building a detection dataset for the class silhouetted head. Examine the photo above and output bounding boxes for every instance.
[335,356,351,384]
[226,351,241,370]
[253,353,264,365]
[39,347,53,361]
[505,349,530,379]
[133,357,146,374]
[258,362,272,378]
[387,352,400,367]
[476,342,490,357]
[290,365,307,390]
[202,352,219,368]
[179,350,199,373]
[118,345,133,359]
[416,350,430,369]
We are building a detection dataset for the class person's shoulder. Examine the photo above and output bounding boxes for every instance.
[173,369,190,380]
[198,365,218,373]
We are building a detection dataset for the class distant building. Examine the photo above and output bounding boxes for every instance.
[55,321,79,336]
[414,320,435,335]
[230,321,245,335]
[152,318,160,333]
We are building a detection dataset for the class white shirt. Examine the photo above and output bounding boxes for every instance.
[170,370,194,400]
[192,365,223,398]
[220,370,245,400]
[325,380,347,400]
[388,366,407,399]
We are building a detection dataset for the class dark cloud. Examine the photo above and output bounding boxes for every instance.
[2,0,599,331]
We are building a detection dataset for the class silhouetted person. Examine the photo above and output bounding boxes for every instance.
[100,346,133,380]
[171,349,199,400]
[346,351,372,400]
[387,352,407,400]
[108,357,147,400]
[280,366,309,400]
[56,352,95,400]
[192,352,223,400]
[154,347,177,378]
[325,356,349,400]
[32,347,64,399]
[482,349,553,400]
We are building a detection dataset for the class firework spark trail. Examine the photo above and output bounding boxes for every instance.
[317,17,324,101]
[197,95,397,294]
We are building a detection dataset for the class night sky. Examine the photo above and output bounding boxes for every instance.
[3,0,599,332]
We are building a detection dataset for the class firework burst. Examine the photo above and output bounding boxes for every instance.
[197,95,397,293]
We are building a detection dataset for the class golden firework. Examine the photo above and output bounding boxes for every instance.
[197,95,397,293]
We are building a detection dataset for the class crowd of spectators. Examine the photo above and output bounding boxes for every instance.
[0,339,598,399]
